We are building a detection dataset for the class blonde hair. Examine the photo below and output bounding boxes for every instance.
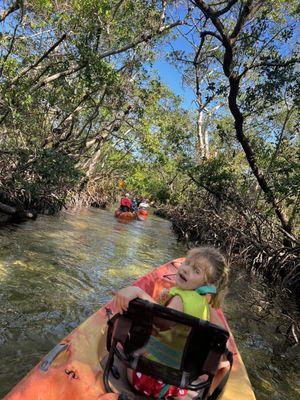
[186,246,229,308]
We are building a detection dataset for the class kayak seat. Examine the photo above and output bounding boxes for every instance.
[101,354,150,399]
[103,298,232,399]
[100,354,204,400]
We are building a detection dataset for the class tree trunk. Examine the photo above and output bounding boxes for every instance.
[193,0,294,242]
[196,106,205,160]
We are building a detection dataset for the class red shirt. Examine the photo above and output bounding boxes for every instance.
[120,197,132,208]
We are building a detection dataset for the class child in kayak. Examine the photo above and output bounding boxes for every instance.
[112,246,231,399]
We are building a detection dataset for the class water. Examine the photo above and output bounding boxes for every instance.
[0,208,299,399]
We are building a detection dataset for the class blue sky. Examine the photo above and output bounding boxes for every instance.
[152,19,197,110]
[154,58,196,109]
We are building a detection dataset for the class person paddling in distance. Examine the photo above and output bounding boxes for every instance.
[119,193,133,212]
[111,246,231,399]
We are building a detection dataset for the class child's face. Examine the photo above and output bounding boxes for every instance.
[175,257,207,290]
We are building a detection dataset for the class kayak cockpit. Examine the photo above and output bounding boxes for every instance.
[4,260,255,400]
[101,298,232,400]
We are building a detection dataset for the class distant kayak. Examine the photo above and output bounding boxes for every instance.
[4,259,256,400]
[137,208,148,220]
[114,209,148,221]
[114,209,136,220]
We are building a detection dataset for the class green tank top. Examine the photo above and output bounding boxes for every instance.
[145,287,210,368]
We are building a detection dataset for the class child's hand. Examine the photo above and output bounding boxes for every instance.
[158,288,169,305]
[111,286,144,314]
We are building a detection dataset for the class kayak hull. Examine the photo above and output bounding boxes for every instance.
[4,259,256,400]
[114,209,148,221]
[137,209,148,221]
[114,210,136,220]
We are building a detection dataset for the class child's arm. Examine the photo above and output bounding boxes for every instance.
[165,294,184,312]
[153,295,184,331]
[111,286,155,313]
[112,285,184,314]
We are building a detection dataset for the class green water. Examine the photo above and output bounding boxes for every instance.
[0,208,299,399]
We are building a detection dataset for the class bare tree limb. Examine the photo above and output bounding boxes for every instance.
[214,0,239,17]
[0,8,24,77]
[194,30,222,65]
[8,33,67,87]
[98,19,185,60]
[240,58,299,78]
[230,0,264,42]
[32,64,83,91]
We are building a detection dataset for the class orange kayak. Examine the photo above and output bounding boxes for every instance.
[137,209,148,221]
[4,259,256,400]
[114,210,136,220]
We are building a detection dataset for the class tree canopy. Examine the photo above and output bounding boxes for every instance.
[0,1,299,256]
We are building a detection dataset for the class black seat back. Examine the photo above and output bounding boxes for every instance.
[104,298,231,397]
